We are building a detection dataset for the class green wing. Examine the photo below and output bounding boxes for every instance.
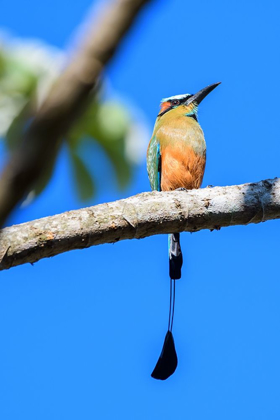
[147,135,161,191]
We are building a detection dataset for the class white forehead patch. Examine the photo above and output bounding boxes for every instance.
[161,93,190,103]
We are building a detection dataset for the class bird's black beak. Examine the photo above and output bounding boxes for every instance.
[185,82,221,106]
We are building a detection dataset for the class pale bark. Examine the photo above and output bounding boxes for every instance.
[0,177,279,271]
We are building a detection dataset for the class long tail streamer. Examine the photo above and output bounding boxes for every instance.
[151,233,183,380]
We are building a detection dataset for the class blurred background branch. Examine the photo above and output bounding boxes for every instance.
[0,0,150,226]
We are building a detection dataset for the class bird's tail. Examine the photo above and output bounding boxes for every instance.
[151,233,183,380]
[169,233,183,281]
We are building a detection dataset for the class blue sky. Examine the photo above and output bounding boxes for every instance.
[1,0,280,419]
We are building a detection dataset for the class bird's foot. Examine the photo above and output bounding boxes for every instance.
[206,185,213,188]
[175,187,187,192]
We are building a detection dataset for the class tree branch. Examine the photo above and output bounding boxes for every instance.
[0,0,151,226]
[1,177,279,270]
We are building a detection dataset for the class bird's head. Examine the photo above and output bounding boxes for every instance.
[158,82,221,120]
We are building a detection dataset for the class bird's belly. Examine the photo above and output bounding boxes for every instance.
[161,145,206,191]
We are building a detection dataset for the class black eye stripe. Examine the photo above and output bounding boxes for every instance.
[171,95,192,106]
[158,94,193,117]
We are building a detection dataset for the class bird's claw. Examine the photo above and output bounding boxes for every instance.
[175,187,187,192]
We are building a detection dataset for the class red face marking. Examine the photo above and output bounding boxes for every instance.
[159,101,171,115]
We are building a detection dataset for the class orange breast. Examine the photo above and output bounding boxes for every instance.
[161,144,206,191]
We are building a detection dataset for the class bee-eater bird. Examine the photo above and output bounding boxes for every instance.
[147,82,220,380]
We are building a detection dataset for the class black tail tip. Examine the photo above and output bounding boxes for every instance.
[169,254,183,280]
[169,233,183,280]
[151,331,178,380]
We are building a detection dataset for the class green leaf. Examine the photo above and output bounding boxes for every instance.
[3,58,39,96]
[5,100,33,150]
[66,99,100,149]
[70,149,95,201]
[32,148,59,197]
[0,50,5,78]
[84,102,132,188]
[98,136,132,189]
[67,99,133,190]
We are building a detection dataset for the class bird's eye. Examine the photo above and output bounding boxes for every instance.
[172,100,180,106]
